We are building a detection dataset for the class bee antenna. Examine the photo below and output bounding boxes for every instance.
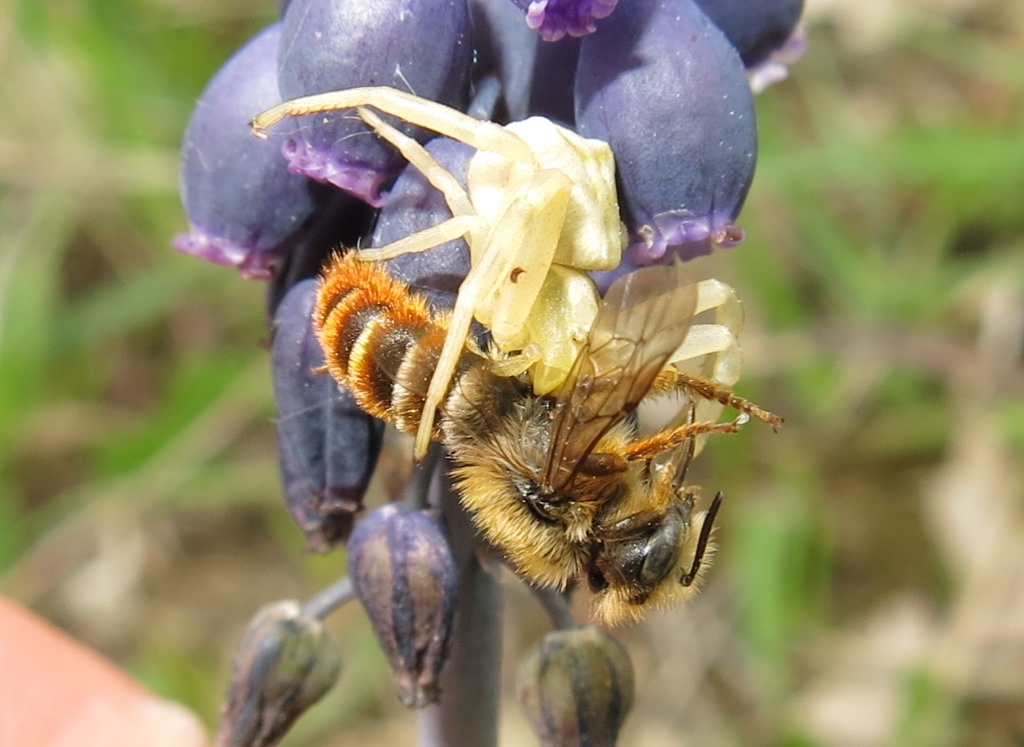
[681,491,723,587]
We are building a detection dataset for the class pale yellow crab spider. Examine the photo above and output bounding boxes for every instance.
[252,86,623,460]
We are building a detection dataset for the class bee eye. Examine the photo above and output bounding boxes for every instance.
[638,519,682,585]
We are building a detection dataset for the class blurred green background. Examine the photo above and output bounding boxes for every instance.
[1,0,1022,745]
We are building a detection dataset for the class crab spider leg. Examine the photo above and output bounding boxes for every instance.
[357,215,483,262]
[251,86,539,168]
[413,237,510,458]
[355,107,476,221]
[352,107,487,262]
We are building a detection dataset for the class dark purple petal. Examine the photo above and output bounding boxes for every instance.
[174,24,319,280]
[275,0,473,205]
[529,34,581,124]
[509,0,619,41]
[694,0,804,67]
[348,505,459,708]
[271,279,384,551]
[576,0,757,270]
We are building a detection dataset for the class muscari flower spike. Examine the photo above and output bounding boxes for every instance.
[271,279,384,550]
[274,0,473,206]
[217,600,342,747]
[576,0,757,274]
[174,24,320,280]
[348,504,460,708]
[516,626,635,747]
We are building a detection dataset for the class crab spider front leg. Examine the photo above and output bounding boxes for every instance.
[251,86,539,169]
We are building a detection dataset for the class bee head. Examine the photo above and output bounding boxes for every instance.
[588,492,722,626]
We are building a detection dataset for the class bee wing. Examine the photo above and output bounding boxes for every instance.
[542,263,699,493]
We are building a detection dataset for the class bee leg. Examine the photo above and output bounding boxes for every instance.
[651,368,782,431]
[622,416,749,463]
[672,370,783,430]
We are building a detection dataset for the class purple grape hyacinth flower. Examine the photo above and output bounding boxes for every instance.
[348,505,459,707]
[271,279,384,550]
[509,0,618,41]
[695,0,806,92]
[576,0,757,274]
[174,24,320,280]
[218,600,342,747]
[274,0,473,206]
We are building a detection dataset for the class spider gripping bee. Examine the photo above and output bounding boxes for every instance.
[315,253,781,626]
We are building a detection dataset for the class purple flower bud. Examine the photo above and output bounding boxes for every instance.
[576,0,757,266]
[174,24,320,280]
[348,505,459,708]
[370,138,474,311]
[272,279,384,551]
[217,600,342,747]
[508,0,618,41]
[275,0,473,206]
[694,0,804,67]
[516,626,635,747]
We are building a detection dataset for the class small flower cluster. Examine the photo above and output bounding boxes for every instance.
[176,0,801,744]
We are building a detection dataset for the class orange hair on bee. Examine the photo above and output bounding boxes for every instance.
[315,252,437,422]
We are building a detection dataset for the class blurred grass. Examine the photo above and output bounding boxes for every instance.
[1,0,1022,745]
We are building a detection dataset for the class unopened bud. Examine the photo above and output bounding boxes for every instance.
[516,626,635,747]
[348,505,459,707]
[216,601,341,747]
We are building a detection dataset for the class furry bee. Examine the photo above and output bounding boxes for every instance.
[315,252,780,625]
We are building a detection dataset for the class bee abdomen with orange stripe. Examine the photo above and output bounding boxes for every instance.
[314,252,460,437]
